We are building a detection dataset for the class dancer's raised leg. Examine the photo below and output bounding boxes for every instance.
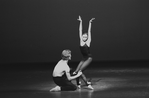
[80,57,92,71]
[74,60,84,73]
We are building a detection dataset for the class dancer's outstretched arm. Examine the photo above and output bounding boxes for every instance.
[77,15,83,41]
[87,18,95,46]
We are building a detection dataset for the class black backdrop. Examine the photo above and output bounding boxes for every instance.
[1,0,149,64]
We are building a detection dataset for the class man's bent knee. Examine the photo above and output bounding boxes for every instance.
[88,57,92,62]
[71,85,77,91]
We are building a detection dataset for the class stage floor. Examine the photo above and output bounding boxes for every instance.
[0,67,149,98]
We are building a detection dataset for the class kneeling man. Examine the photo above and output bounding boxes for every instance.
[50,49,82,92]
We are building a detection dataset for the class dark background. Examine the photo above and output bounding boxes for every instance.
[1,0,149,68]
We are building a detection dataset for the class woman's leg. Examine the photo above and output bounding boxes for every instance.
[80,73,89,85]
[80,57,92,71]
[79,57,93,87]
[80,73,93,89]
[75,57,92,87]
[74,60,84,73]
[74,61,84,86]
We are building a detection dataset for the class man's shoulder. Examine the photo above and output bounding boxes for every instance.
[56,60,68,66]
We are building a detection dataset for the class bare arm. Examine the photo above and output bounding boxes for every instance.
[88,18,95,42]
[77,16,83,40]
[65,71,82,81]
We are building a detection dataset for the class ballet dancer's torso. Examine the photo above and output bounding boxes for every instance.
[80,40,91,58]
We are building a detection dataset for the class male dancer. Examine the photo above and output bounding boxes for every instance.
[50,49,82,92]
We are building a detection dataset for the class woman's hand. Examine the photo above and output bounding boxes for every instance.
[89,18,95,23]
[77,15,82,21]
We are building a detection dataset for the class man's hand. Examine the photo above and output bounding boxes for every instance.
[77,70,82,76]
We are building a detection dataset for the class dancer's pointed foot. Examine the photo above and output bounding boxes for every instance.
[87,81,91,85]
[87,85,94,90]
[77,85,81,89]
[50,86,61,92]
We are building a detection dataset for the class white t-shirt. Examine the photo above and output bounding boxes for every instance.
[53,60,70,77]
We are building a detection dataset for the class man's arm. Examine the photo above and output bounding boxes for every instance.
[65,71,82,81]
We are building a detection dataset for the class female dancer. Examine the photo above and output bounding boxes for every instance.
[74,16,95,89]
